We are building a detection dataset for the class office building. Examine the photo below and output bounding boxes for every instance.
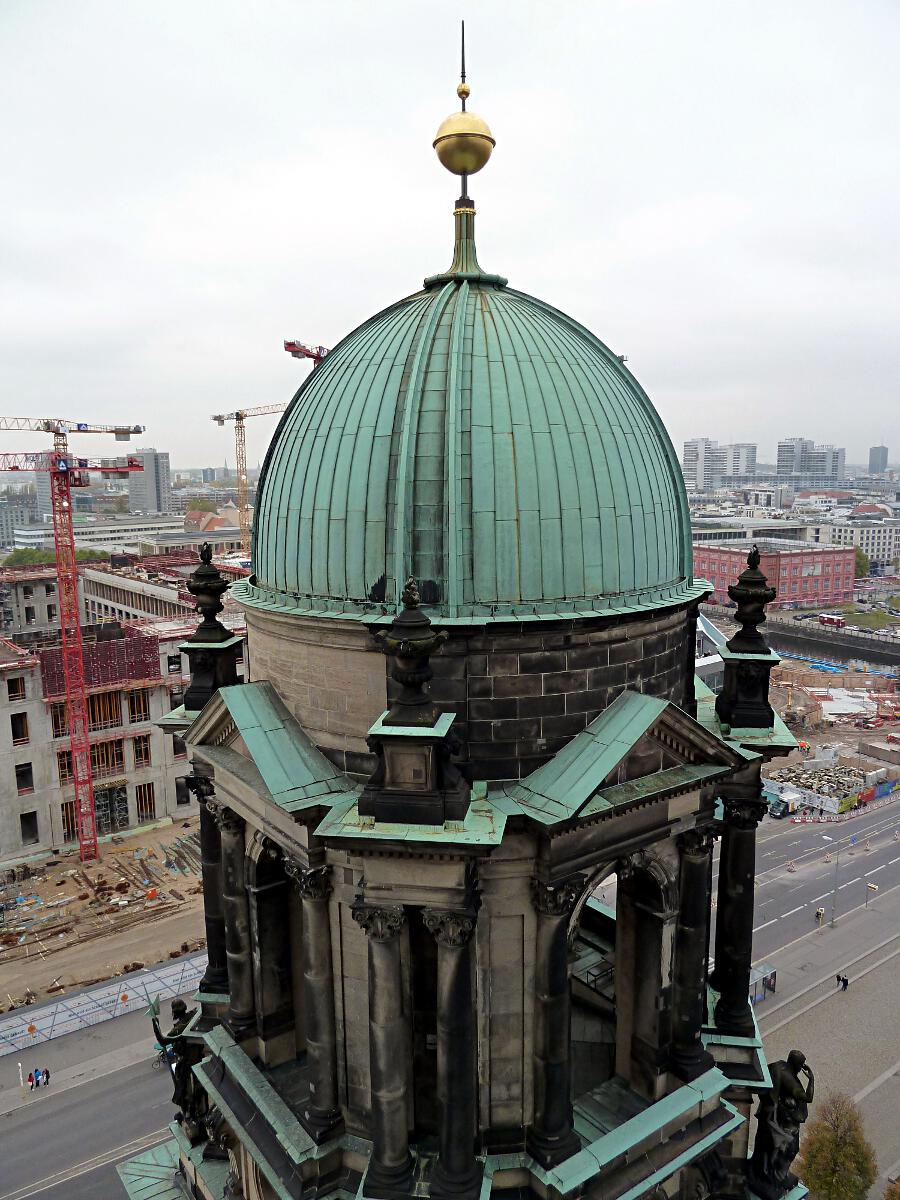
[776,438,845,484]
[694,539,856,608]
[127,448,172,513]
[682,438,758,491]
[869,445,889,475]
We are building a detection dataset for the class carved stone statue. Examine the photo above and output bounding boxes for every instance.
[747,1049,814,1198]
[152,997,206,1142]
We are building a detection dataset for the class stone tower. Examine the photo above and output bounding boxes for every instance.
[120,63,805,1200]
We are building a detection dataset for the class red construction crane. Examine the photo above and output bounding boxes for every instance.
[284,340,329,364]
[0,418,144,862]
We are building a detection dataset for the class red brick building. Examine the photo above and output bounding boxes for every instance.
[693,539,856,609]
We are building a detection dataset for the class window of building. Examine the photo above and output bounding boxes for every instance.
[47,604,57,622]
[51,702,68,738]
[6,676,26,702]
[172,735,187,760]
[127,688,151,723]
[24,606,36,624]
[87,690,122,731]
[133,734,151,768]
[169,686,184,711]
[15,762,34,794]
[19,810,39,845]
[45,582,56,596]
[136,782,156,823]
[167,653,182,675]
[94,784,129,836]
[175,776,191,806]
[91,739,125,778]
[10,712,29,745]
[22,585,33,599]
[61,799,76,843]
[57,750,73,783]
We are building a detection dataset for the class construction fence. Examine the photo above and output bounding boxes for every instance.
[0,952,206,1057]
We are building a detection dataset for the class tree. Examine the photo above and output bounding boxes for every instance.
[883,1180,900,1200]
[188,499,217,513]
[112,494,129,513]
[797,1092,876,1200]
[854,546,870,577]
[2,547,110,568]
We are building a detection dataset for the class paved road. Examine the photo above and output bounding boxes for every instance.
[709,802,900,962]
[0,1058,171,1200]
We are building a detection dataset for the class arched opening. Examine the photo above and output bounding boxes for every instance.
[567,851,678,1112]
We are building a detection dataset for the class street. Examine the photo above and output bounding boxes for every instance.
[0,1059,171,1199]
[716,802,900,961]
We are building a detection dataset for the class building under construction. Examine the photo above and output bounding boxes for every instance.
[0,615,244,861]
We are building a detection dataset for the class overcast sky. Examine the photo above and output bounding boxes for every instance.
[2,1,897,470]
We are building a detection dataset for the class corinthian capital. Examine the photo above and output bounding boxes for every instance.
[206,799,243,835]
[422,908,477,948]
[531,876,584,918]
[351,902,405,942]
[284,859,333,901]
[722,797,767,832]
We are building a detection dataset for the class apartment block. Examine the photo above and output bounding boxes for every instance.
[682,438,758,491]
[776,438,846,483]
[0,620,244,861]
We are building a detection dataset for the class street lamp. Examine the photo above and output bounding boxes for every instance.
[823,835,840,928]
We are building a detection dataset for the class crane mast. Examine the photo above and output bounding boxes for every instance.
[0,417,144,862]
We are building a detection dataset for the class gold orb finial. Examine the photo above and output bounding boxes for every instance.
[433,21,494,178]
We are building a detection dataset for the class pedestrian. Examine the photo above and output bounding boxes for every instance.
[842,975,849,991]
[836,974,842,988]
[27,1072,34,1091]
[42,1067,50,1087]
[32,1066,40,1088]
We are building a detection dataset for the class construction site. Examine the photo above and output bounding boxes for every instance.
[0,818,206,1009]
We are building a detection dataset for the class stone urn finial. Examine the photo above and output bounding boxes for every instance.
[186,542,231,644]
[725,544,777,655]
[373,576,448,726]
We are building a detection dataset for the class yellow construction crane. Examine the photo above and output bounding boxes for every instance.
[211,404,286,555]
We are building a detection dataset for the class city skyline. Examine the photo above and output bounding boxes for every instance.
[1,3,899,469]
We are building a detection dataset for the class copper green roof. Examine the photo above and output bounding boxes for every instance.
[239,204,700,622]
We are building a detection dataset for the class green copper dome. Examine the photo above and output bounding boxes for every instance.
[239,204,701,623]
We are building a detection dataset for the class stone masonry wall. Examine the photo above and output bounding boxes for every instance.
[245,603,697,782]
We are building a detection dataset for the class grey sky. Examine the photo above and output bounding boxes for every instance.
[2,1,898,469]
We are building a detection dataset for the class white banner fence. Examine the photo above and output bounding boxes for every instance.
[0,952,206,1057]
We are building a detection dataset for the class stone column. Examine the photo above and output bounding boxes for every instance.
[210,803,255,1037]
[527,877,583,1169]
[670,830,716,1081]
[247,836,294,1064]
[423,908,480,1200]
[712,768,767,1036]
[285,859,343,1142]
[188,777,229,996]
[352,903,413,1198]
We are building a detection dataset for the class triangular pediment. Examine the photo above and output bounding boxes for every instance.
[502,690,745,825]
[185,682,357,815]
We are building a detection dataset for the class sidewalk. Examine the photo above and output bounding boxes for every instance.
[0,989,191,1119]
[756,885,900,1196]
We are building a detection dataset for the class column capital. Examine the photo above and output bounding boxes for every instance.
[186,772,215,802]
[206,799,243,835]
[531,876,584,918]
[677,827,715,857]
[422,907,478,948]
[722,796,767,831]
[285,860,333,901]
[352,901,405,942]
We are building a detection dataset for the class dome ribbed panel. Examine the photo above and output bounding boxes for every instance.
[248,278,696,619]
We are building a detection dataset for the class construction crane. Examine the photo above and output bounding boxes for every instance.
[0,417,145,862]
[211,404,287,556]
[284,340,329,364]
[211,342,329,557]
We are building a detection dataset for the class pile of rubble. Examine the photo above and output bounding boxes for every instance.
[767,762,867,798]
